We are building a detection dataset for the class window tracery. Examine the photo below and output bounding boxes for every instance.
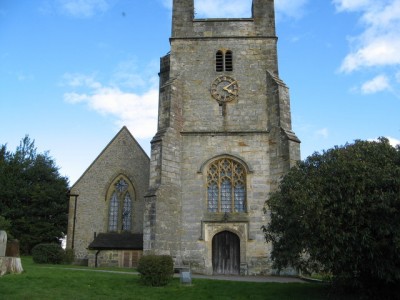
[207,158,246,213]
[107,177,134,232]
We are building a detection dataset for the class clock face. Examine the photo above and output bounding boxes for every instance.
[211,75,239,103]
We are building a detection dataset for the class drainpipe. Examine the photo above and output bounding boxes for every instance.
[68,192,79,250]
[95,250,101,268]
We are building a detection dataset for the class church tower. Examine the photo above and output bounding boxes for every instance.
[144,0,300,275]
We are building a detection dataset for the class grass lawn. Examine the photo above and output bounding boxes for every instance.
[0,257,358,300]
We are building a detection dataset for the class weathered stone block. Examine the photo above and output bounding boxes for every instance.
[0,231,6,257]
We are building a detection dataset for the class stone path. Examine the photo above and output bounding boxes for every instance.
[187,274,306,283]
[46,267,306,283]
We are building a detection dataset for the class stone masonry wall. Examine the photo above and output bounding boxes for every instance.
[145,0,300,275]
[67,127,149,262]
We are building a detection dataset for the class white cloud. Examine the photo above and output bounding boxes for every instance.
[64,92,90,104]
[63,73,101,89]
[340,37,400,72]
[110,59,159,90]
[16,72,34,82]
[161,0,309,19]
[387,136,400,147]
[334,0,400,73]
[315,128,329,139]
[275,0,309,19]
[56,0,111,18]
[369,137,400,147]
[332,0,372,12]
[63,73,158,139]
[361,75,391,94]
[396,71,400,83]
[194,0,251,18]
[160,0,172,9]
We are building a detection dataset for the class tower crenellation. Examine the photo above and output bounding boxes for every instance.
[172,0,276,38]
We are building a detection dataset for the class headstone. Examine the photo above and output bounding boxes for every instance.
[6,240,20,257]
[180,268,192,285]
[0,231,7,257]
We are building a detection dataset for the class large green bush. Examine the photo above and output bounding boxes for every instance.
[263,138,400,297]
[137,255,174,286]
[32,243,65,264]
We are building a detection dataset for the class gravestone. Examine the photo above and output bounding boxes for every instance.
[6,240,20,257]
[180,268,192,285]
[0,231,7,257]
[0,232,23,276]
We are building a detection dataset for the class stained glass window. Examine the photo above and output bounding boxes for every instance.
[208,183,218,212]
[115,179,128,192]
[122,193,132,230]
[207,158,246,213]
[107,177,134,232]
[108,192,119,231]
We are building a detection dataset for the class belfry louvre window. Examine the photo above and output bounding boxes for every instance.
[216,50,233,72]
[207,158,246,212]
[108,177,134,232]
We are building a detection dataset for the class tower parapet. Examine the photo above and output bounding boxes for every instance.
[172,0,276,38]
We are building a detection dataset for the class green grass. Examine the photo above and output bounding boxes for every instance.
[0,257,358,300]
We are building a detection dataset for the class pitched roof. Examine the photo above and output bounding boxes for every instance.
[88,232,143,250]
[71,126,149,188]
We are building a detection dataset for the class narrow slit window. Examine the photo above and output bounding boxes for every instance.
[215,50,233,72]
[225,51,233,71]
[216,50,224,72]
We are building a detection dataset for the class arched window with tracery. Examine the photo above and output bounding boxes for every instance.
[207,158,246,213]
[107,176,135,232]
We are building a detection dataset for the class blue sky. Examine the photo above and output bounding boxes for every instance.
[1,0,400,185]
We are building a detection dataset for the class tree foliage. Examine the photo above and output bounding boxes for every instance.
[263,138,400,295]
[0,136,69,254]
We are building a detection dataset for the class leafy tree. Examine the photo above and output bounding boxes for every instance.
[0,215,12,232]
[263,138,400,296]
[0,136,69,254]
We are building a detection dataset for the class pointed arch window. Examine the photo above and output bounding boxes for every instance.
[207,158,246,213]
[216,50,233,72]
[107,177,135,232]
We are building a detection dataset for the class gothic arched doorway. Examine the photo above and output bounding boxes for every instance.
[212,231,240,275]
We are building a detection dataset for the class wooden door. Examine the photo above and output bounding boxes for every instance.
[212,231,240,275]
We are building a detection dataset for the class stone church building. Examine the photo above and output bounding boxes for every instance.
[67,0,300,275]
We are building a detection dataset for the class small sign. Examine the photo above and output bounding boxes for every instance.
[180,269,192,285]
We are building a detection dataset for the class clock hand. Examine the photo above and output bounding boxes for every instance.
[223,81,237,95]
[222,81,237,91]
[225,89,237,95]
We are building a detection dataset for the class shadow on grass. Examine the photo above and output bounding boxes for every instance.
[0,257,358,300]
